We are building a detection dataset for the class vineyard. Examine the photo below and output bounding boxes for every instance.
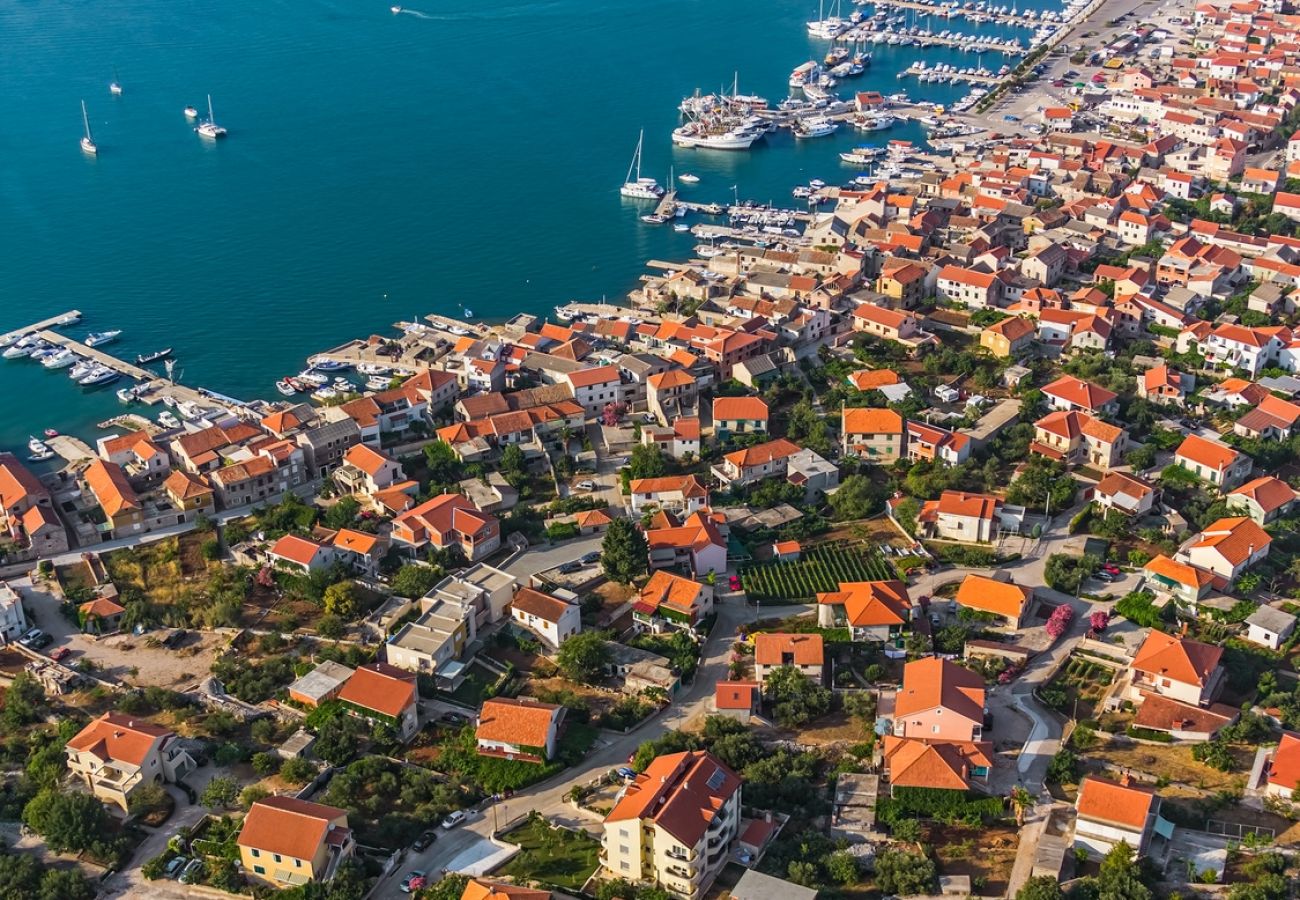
[741,543,899,602]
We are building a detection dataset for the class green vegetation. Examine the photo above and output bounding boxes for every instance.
[556,631,613,683]
[877,787,1004,827]
[740,544,897,602]
[601,517,648,584]
[496,812,602,891]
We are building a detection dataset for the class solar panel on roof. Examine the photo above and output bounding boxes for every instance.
[706,767,726,790]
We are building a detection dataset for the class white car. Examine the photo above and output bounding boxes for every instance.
[575,480,596,491]
[441,810,467,829]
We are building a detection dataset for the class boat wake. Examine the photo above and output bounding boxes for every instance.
[396,7,434,18]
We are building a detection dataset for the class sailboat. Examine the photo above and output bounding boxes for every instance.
[80,101,98,155]
[109,68,123,95]
[620,130,664,199]
[196,94,227,139]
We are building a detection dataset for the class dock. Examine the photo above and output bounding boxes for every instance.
[863,0,1058,29]
[0,310,83,345]
[654,190,679,218]
[46,434,96,465]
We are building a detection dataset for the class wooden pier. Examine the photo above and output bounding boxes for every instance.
[0,310,83,345]
[654,190,679,218]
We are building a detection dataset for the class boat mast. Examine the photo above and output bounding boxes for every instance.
[81,101,93,141]
[207,94,215,125]
[626,130,643,184]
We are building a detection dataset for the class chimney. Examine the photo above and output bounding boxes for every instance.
[765,811,773,824]
[1119,772,1132,787]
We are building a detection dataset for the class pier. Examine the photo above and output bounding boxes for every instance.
[0,311,83,345]
[654,190,679,218]
[863,0,1058,29]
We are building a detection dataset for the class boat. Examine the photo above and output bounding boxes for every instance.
[116,386,138,403]
[80,100,98,155]
[275,379,299,396]
[0,334,22,349]
[620,130,664,199]
[673,223,691,232]
[28,449,54,463]
[640,214,668,225]
[333,376,352,388]
[79,366,120,386]
[356,362,391,376]
[184,105,199,119]
[297,370,330,387]
[158,411,181,430]
[109,69,123,96]
[3,341,36,360]
[42,350,77,369]
[28,436,50,456]
[136,348,172,365]
[311,386,339,402]
[678,173,701,184]
[694,244,725,258]
[366,375,393,391]
[196,95,227,139]
[85,330,121,347]
[793,116,839,138]
[392,5,402,11]
[309,357,350,371]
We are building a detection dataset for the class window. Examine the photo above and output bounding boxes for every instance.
[274,854,282,863]
[251,849,260,858]
[621,862,630,872]
[254,865,265,875]
[295,859,302,868]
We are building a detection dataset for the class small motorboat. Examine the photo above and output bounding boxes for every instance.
[309,357,349,371]
[43,428,59,439]
[136,348,172,365]
[28,449,54,463]
[311,386,339,402]
[116,386,137,403]
[356,362,391,376]
[158,411,181,429]
[297,369,329,387]
[392,5,403,11]
[28,436,50,456]
[184,105,199,119]
[85,330,121,347]
[79,366,120,386]
[42,349,77,369]
[366,375,393,391]
[69,360,96,380]
[678,173,701,184]
[673,223,690,232]
[641,214,669,225]
[0,333,23,349]
[275,379,299,396]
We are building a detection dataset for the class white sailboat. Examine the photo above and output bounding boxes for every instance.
[110,68,123,95]
[196,94,227,139]
[80,101,97,155]
[620,130,664,199]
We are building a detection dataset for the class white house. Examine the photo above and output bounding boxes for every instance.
[1074,775,1160,859]
[509,586,581,650]
[475,697,565,763]
[0,582,28,642]
[1246,606,1297,651]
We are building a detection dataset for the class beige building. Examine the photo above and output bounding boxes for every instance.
[65,713,196,811]
[601,750,742,899]
[239,796,355,888]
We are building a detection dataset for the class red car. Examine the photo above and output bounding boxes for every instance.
[1102,564,1120,575]
[48,647,71,662]
[729,575,742,591]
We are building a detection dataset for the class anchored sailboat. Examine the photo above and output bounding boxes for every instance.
[79,101,97,155]
[196,94,227,139]
[620,130,664,199]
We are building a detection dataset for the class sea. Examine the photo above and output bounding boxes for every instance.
[0,0,1059,455]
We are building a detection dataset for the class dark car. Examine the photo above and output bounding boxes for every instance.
[29,633,53,650]
[440,711,469,726]
[412,831,437,852]
[581,551,602,565]
[558,561,583,574]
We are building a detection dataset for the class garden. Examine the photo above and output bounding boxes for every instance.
[1037,653,1116,721]
[740,543,898,602]
[494,813,602,891]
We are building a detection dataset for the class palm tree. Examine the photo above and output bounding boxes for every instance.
[1010,786,1033,826]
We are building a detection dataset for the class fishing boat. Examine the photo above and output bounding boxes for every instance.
[309,357,350,371]
[80,100,98,155]
[28,436,50,456]
[85,330,121,347]
[620,130,664,199]
[42,349,77,369]
[275,379,299,397]
[678,173,700,184]
[184,105,199,119]
[136,348,172,365]
[196,95,227,139]
[158,411,181,430]
[28,449,54,463]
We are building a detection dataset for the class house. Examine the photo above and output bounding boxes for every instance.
[815,580,912,642]
[334,444,406,496]
[385,595,476,678]
[648,370,699,425]
[336,662,420,740]
[1138,365,1193,406]
[852,304,928,343]
[65,713,196,812]
[714,681,761,721]
[1181,516,1271,587]
[163,470,215,517]
[922,490,1003,542]
[1246,606,1297,651]
[78,596,126,634]
[391,493,501,561]
[97,430,170,486]
[0,454,68,557]
[1259,732,1300,798]
[460,880,553,900]
[980,316,1037,358]
[1234,395,1300,441]
[645,510,727,576]
[475,697,565,763]
[1129,630,1224,707]
[1172,434,1252,490]
[891,657,985,742]
[713,438,801,488]
[287,660,355,708]
[1031,410,1128,470]
[1092,472,1156,517]
[641,418,701,462]
[1041,375,1119,415]
[564,365,624,417]
[1074,775,1159,859]
[0,582,28,643]
[636,570,714,632]
[331,529,386,579]
[268,534,333,573]
[786,448,841,501]
[601,750,742,900]
[712,397,770,440]
[1228,476,1297,525]
[1142,554,1213,607]
[628,475,710,515]
[731,870,818,900]
[937,265,1002,308]
[509,586,581,650]
[239,796,354,889]
[841,408,906,463]
[954,574,1034,629]
[881,736,993,793]
[82,459,143,538]
[753,633,825,686]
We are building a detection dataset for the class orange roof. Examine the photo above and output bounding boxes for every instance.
[332,528,381,556]
[628,475,709,498]
[99,430,158,458]
[476,697,562,750]
[853,303,913,329]
[605,750,740,846]
[79,596,126,618]
[1095,471,1154,501]
[574,508,613,528]
[1231,476,1297,514]
[1042,375,1117,411]
[511,587,573,623]
[883,735,992,790]
[461,881,551,900]
[269,534,326,567]
[1131,630,1222,687]
[1268,732,1300,791]
[566,365,620,389]
[648,369,696,391]
[712,397,770,422]
[848,369,901,390]
[337,662,417,718]
[163,469,212,501]
[1143,553,1213,589]
[83,459,140,518]
[343,444,395,477]
[754,632,824,666]
[640,570,707,615]
[1188,516,1271,566]
[66,712,173,767]
[841,407,904,435]
[816,580,910,627]
[238,796,349,862]
[1175,433,1241,472]
[985,316,1037,342]
[714,681,760,711]
[723,438,800,469]
[895,657,984,722]
[936,490,1000,520]
[954,574,1033,619]
[1076,776,1155,830]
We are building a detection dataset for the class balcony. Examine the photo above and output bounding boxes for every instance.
[666,847,695,863]
[665,864,696,880]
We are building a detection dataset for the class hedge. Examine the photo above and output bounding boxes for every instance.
[1126,725,1174,743]
[876,787,1005,825]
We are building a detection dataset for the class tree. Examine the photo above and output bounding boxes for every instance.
[323,496,361,531]
[322,581,360,619]
[556,631,612,683]
[628,444,667,480]
[1045,605,1075,640]
[22,790,108,853]
[1044,553,1100,594]
[1016,875,1065,900]
[500,444,527,487]
[1095,842,1151,900]
[251,751,282,776]
[893,496,922,536]
[601,517,648,584]
[2,672,43,728]
[390,563,442,599]
[314,715,364,766]
[826,850,861,886]
[128,783,168,816]
[602,402,627,427]
[281,757,318,785]
[423,440,462,489]
[1046,748,1079,785]
[37,869,96,900]
[874,848,936,896]
[1089,610,1110,633]
[1010,786,1033,826]
[200,776,240,809]
[828,475,883,521]
[317,613,345,640]
[764,666,832,728]
[1006,457,1077,512]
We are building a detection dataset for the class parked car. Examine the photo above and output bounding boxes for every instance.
[558,561,583,574]
[179,859,205,885]
[48,647,71,662]
[729,575,742,591]
[30,633,52,650]
[582,551,602,565]
[441,810,467,829]
[616,766,636,780]
[412,831,437,852]
[1102,563,1121,575]
[164,857,188,880]
[400,870,427,894]
[17,629,43,647]
[575,480,596,492]
[439,711,469,726]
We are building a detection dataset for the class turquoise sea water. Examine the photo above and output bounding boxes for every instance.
[0,0,1052,454]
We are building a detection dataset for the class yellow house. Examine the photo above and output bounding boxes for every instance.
[163,469,215,514]
[239,796,355,888]
[979,316,1037,359]
[876,261,930,308]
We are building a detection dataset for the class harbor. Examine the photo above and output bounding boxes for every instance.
[859,0,1069,29]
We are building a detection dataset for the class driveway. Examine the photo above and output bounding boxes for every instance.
[501,536,605,580]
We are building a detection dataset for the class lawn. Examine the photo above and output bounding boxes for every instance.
[441,659,510,707]
[740,543,898,602]
[495,815,601,891]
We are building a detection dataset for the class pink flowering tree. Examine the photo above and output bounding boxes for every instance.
[601,402,627,427]
[1089,610,1110,634]
[1045,605,1075,640]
